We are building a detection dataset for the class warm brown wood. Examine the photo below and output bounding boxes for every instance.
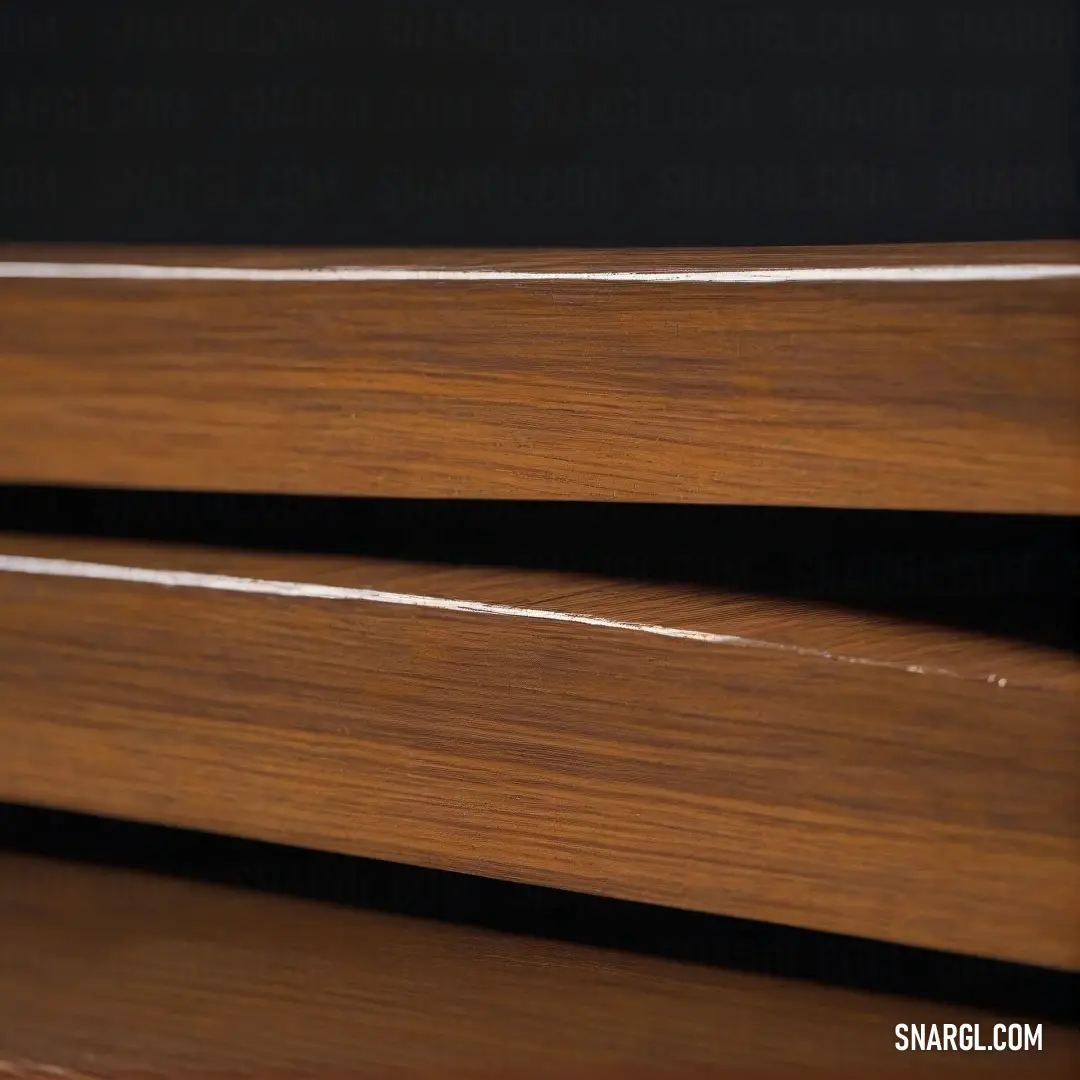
[2,854,1075,1080]
[0,242,1077,513]
[0,534,1076,969]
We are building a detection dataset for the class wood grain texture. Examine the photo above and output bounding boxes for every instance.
[3,854,1076,1080]
[0,242,1077,513]
[0,534,1076,969]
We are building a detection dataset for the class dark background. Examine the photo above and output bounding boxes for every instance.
[1,0,1077,245]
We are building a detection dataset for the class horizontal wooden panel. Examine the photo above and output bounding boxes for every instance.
[0,242,1077,513]
[3,854,1075,1079]
[0,534,1076,969]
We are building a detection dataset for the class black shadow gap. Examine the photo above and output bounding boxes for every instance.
[0,801,1075,1026]
[0,484,1075,652]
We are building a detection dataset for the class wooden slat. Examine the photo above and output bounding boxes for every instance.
[2,853,1075,1080]
[0,534,1076,969]
[0,242,1077,513]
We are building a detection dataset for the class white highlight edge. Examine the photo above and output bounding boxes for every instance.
[0,261,1078,284]
[0,553,1004,685]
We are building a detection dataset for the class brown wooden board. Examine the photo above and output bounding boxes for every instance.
[1,242,1077,512]
[0,852,1076,1079]
[0,534,1075,968]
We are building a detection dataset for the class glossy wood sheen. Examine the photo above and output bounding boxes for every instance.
[0,534,1076,969]
[3,855,1075,1079]
[0,242,1077,513]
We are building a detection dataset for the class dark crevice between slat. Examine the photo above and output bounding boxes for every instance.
[0,801,1076,1026]
[0,484,1075,651]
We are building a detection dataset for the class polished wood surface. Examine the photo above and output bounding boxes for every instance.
[0,533,1075,969]
[0,852,1075,1079]
[0,242,1077,513]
